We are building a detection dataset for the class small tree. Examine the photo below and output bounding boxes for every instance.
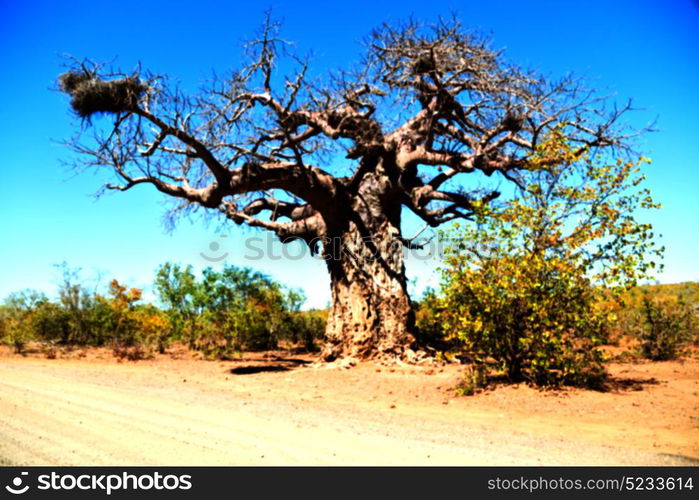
[0,290,46,353]
[55,264,102,344]
[155,263,204,342]
[638,291,695,361]
[104,279,142,339]
[154,262,307,355]
[439,130,662,387]
[102,279,162,358]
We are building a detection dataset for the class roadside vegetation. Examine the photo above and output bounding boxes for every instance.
[416,281,698,394]
[0,262,326,360]
[2,261,696,384]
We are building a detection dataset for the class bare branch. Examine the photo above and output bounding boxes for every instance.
[60,16,643,243]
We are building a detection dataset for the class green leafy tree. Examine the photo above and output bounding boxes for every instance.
[154,263,203,342]
[285,308,327,352]
[55,263,103,344]
[438,130,662,387]
[0,290,47,352]
[154,262,315,356]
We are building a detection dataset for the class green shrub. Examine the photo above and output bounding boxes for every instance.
[440,247,608,388]
[414,289,445,348]
[284,309,327,352]
[155,262,318,357]
[638,293,695,360]
[32,301,70,342]
[0,306,33,353]
[1,262,325,358]
[0,290,45,353]
[605,283,698,360]
[436,133,662,389]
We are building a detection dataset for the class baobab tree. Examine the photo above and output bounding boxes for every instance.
[59,17,635,361]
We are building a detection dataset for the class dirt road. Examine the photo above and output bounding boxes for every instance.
[0,351,697,465]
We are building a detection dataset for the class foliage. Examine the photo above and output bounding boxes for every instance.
[438,131,662,388]
[0,290,47,353]
[638,293,695,360]
[154,263,323,356]
[54,264,104,345]
[621,283,698,360]
[102,279,170,360]
[414,288,456,351]
[153,262,201,341]
[284,309,327,353]
[2,262,326,358]
[599,282,698,358]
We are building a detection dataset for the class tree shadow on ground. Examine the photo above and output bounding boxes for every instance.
[600,376,662,392]
[229,365,291,374]
[470,373,663,394]
[228,356,311,375]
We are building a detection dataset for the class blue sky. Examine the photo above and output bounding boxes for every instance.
[1,0,697,308]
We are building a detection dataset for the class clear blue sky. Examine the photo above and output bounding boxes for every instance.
[1,0,697,308]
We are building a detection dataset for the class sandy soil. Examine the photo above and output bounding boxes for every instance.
[0,346,697,466]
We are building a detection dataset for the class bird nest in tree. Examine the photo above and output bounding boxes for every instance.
[59,71,147,118]
[502,112,524,132]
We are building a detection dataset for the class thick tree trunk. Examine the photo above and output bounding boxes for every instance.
[321,220,416,360]
[319,156,419,361]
